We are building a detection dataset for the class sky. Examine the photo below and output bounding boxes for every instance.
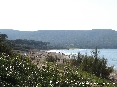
[0,0,117,31]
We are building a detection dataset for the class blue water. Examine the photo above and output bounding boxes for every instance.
[48,49,117,69]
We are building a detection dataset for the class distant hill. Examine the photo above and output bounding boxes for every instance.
[0,29,117,49]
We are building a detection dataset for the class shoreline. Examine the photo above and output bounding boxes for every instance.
[14,49,117,82]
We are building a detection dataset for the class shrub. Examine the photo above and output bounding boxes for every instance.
[46,55,56,62]
[71,47,113,79]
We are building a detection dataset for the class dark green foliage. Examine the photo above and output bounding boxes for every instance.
[0,53,40,86]
[6,39,50,50]
[0,42,12,55]
[1,29,117,48]
[0,53,115,87]
[0,34,12,54]
[46,55,56,62]
[0,34,12,56]
[0,33,50,51]
[71,52,83,67]
[0,33,8,42]
[71,47,113,79]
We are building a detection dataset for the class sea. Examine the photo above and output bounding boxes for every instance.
[47,49,117,69]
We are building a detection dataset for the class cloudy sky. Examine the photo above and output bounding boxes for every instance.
[0,0,117,31]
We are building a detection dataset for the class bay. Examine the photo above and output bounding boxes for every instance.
[48,49,117,69]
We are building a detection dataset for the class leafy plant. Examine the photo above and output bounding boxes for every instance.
[71,47,114,79]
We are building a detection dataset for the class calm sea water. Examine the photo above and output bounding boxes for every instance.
[48,49,117,69]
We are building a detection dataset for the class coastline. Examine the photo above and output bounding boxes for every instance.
[14,49,117,82]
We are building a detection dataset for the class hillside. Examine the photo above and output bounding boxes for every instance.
[0,29,117,48]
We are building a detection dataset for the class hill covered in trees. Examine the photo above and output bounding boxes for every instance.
[0,29,117,49]
[6,39,50,51]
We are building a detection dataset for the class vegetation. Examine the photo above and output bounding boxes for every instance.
[71,47,113,79]
[0,33,8,42]
[1,29,117,49]
[6,39,50,51]
[46,55,57,62]
[0,33,116,87]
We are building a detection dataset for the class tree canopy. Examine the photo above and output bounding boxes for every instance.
[1,29,117,49]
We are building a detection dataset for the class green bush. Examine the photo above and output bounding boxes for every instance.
[46,55,56,62]
[0,53,115,87]
[71,47,113,79]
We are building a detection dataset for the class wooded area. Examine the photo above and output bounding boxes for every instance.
[0,29,117,49]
